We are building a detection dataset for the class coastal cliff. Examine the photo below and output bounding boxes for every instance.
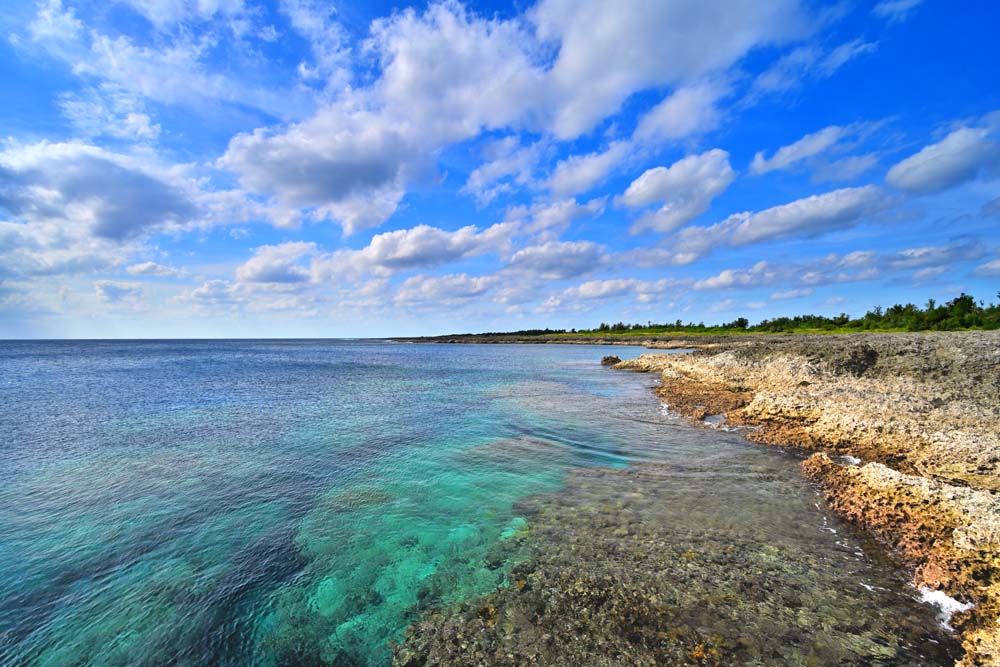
[616,332,1000,666]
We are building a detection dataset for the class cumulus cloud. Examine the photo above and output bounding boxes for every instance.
[503,197,606,237]
[126,261,179,277]
[728,185,891,245]
[94,280,143,304]
[394,273,498,306]
[219,0,818,227]
[505,240,607,279]
[547,142,631,197]
[620,186,892,269]
[236,242,317,283]
[0,141,198,241]
[219,107,417,233]
[693,261,778,290]
[885,127,1000,194]
[632,82,725,143]
[618,149,735,234]
[539,277,686,311]
[310,222,516,282]
[534,0,808,139]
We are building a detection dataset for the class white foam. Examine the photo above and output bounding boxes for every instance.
[839,455,862,466]
[919,587,974,631]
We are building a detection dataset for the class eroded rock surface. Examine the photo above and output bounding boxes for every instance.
[394,465,959,667]
[616,332,1000,666]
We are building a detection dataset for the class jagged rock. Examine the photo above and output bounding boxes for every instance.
[616,331,1000,667]
[600,355,621,366]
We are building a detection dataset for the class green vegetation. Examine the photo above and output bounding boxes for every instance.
[430,292,1000,339]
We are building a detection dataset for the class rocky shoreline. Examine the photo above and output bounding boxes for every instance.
[615,332,1000,666]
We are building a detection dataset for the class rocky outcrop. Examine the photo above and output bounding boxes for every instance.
[617,332,1000,666]
[600,355,621,366]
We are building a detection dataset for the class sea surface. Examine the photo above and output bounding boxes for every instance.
[0,340,960,666]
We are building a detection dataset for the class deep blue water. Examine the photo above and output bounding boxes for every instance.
[0,341,958,666]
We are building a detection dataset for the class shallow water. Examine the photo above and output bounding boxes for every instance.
[0,341,959,666]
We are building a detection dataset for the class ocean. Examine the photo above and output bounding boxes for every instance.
[0,340,959,665]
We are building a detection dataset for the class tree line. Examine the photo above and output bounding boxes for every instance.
[436,292,1000,338]
[587,292,1000,334]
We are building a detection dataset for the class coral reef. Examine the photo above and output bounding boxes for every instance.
[394,465,959,666]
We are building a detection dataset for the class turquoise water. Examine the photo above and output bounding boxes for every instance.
[0,341,958,666]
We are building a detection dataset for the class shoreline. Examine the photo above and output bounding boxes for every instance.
[614,331,1000,667]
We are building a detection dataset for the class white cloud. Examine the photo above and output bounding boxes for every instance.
[0,219,121,278]
[59,86,161,142]
[94,280,143,304]
[771,288,812,299]
[28,0,82,43]
[747,39,877,102]
[0,141,198,241]
[394,273,498,306]
[618,149,735,233]
[691,239,983,295]
[119,0,248,30]
[24,1,308,121]
[311,222,516,281]
[235,242,316,283]
[885,127,1000,194]
[186,279,241,308]
[872,0,924,23]
[813,153,879,182]
[693,261,777,290]
[632,82,725,143]
[728,185,891,245]
[219,106,419,233]
[505,240,606,279]
[533,0,808,139]
[975,259,1000,277]
[462,137,545,206]
[540,277,685,311]
[370,3,545,141]
[547,142,630,197]
[881,238,984,271]
[503,197,606,237]
[280,0,349,87]
[218,0,820,226]
[751,125,847,174]
[126,261,179,277]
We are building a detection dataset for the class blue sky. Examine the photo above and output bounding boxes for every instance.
[1,0,998,338]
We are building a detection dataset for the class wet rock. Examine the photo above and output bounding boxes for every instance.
[601,355,621,366]
[394,465,960,666]
[613,331,1000,666]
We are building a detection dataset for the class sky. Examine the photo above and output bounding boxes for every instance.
[1,0,998,338]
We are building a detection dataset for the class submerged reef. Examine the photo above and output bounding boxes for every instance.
[615,332,1000,666]
[394,465,959,666]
